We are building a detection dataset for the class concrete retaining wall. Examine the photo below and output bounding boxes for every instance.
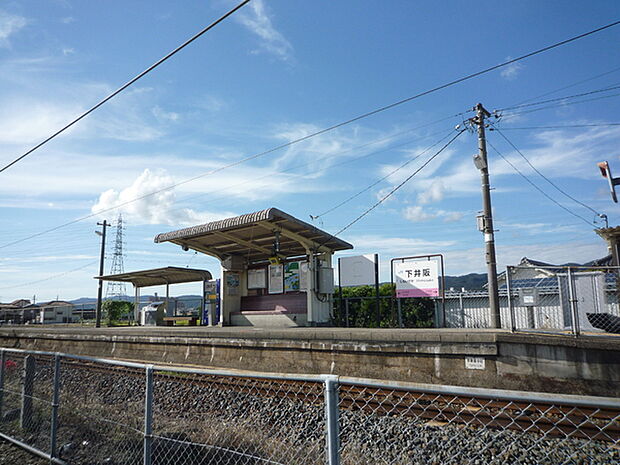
[0,327,618,397]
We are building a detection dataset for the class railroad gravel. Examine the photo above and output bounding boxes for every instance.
[3,358,619,465]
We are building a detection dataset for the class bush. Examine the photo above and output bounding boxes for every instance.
[102,300,133,325]
[332,283,435,328]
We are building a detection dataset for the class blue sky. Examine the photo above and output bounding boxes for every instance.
[0,1,619,301]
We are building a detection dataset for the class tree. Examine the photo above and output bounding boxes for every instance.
[102,300,133,325]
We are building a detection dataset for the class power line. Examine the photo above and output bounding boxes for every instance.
[0,0,252,174]
[490,123,603,218]
[332,129,466,238]
[2,20,620,247]
[495,84,620,112]
[0,261,97,290]
[500,91,620,117]
[508,65,620,107]
[494,123,620,130]
[311,129,457,219]
[486,140,595,227]
[0,122,458,252]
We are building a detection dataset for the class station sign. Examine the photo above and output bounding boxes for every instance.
[394,260,439,298]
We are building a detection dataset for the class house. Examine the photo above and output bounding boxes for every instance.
[37,300,77,324]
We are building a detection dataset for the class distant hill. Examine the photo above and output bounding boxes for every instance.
[68,295,202,305]
[444,273,487,291]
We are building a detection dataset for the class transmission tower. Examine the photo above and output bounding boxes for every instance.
[105,213,127,300]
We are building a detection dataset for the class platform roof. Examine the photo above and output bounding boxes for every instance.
[154,207,353,263]
[95,267,212,288]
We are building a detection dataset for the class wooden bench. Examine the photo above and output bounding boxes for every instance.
[162,316,199,326]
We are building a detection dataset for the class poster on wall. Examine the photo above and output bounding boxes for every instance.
[299,262,309,290]
[226,272,240,296]
[284,262,301,292]
[268,264,284,294]
[394,260,439,298]
[248,268,267,289]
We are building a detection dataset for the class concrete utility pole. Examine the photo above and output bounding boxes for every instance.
[472,103,501,328]
[95,220,109,328]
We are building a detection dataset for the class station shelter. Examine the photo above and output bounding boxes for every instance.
[154,208,353,327]
[96,267,214,324]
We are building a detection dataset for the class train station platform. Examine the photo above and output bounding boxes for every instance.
[0,326,618,397]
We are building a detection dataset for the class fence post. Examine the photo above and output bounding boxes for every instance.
[324,375,340,465]
[143,365,154,465]
[567,267,580,337]
[344,299,350,328]
[506,266,516,332]
[20,355,35,430]
[0,349,5,417]
[50,354,61,459]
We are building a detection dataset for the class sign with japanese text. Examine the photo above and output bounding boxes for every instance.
[394,260,439,298]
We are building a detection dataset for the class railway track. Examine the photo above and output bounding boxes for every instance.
[6,354,620,445]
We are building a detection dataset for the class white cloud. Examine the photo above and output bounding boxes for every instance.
[500,58,523,81]
[152,106,180,122]
[403,205,434,222]
[345,234,456,253]
[270,122,388,175]
[0,10,27,47]
[237,0,293,61]
[403,206,465,223]
[417,179,445,204]
[91,168,236,226]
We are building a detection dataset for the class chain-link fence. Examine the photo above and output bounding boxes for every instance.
[442,266,620,337]
[1,347,619,464]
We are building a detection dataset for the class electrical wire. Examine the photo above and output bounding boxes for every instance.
[494,123,620,130]
[508,65,620,107]
[495,84,620,112]
[486,141,595,227]
[490,123,604,218]
[2,19,620,248]
[500,91,620,117]
[331,128,466,238]
[0,0,252,174]
[0,120,462,251]
[311,129,457,219]
[0,261,98,290]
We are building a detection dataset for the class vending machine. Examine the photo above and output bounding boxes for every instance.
[202,279,220,326]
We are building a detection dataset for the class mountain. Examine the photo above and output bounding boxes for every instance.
[444,273,487,291]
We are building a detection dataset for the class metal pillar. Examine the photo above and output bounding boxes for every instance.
[50,354,61,458]
[506,266,516,332]
[567,267,581,337]
[0,350,5,417]
[324,376,340,465]
[134,286,140,325]
[143,366,154,465]
[374,253,381,327]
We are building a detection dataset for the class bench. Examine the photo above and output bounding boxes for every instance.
[162,316,199,326]
[240,293,307,313]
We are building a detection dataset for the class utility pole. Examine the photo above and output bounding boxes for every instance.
[471,103,501,328]
[95,220,109,328]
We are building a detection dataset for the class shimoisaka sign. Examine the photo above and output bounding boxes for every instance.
[394,260,439,298]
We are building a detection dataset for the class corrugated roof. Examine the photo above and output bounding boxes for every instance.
[96,267,212,288]
[154,207,353,263]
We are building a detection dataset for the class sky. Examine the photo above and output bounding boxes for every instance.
[0,0,619,302]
